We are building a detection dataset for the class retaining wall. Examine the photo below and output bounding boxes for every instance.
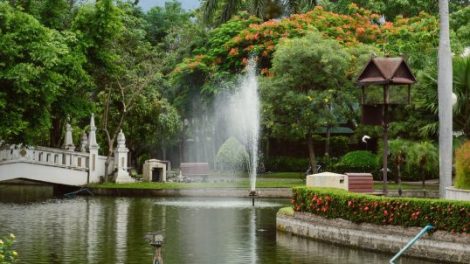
[276,212,470,263]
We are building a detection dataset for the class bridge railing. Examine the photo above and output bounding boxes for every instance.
[0,145,89,171]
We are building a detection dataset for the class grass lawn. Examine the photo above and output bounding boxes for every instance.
[90,172,438,191]
[90,178,303,189]
[374,182,438,191]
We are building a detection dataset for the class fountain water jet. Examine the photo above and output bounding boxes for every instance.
[217,59,260,203]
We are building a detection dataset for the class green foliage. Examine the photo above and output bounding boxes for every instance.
[145,0,192,45]
[324,0,439,20]
[292,187,470,233]
[334,150,378,174]
[0,3,89,143]
[261,32,352,139]
[376,139,438,181]
[455,141,470,189]
[265,156,309,172]
[414,56,470,139]
[451,6,470,48]
[453,57,470,137]
[406,141,439,180]
[215,137,249,174]
[0,233,17,263]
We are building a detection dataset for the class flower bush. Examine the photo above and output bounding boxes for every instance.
[292,187,470,233]
[0,234,17,264]
[455,141,470,189]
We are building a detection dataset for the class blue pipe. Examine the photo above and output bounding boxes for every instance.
[389,224,434,264]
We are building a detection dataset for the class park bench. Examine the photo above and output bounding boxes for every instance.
[180,162,210,182]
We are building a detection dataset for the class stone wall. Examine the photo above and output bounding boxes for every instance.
[446,186,470,201]
[276,212,470,263]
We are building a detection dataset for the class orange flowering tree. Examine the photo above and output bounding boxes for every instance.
[173,4,438,84]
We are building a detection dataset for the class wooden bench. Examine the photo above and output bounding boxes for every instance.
[345,172,373,193]
[180,162,210,182]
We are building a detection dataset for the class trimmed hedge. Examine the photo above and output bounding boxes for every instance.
[292,187,470,234]
[334,150,378,175]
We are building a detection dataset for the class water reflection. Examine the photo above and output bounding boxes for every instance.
[0,188,439,264]
[0,184,53,203]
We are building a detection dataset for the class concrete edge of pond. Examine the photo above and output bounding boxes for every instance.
[276,212,470,263]
[88,187,293,198]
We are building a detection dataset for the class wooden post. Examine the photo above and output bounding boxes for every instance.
[382,84,389,195]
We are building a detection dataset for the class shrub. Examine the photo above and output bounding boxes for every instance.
[334,150,378,174]
[291,187,470,233]
[455,141,470,189]
[264,156,309,172]
[215,137,249,174]
[0,233,18,263]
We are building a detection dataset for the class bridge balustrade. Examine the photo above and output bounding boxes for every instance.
[0,145,89,171]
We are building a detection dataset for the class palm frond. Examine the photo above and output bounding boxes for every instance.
[202,0,218,24]
[220,0,242,23]
[250,0,266,19]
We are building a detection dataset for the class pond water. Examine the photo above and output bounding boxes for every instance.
[0,185,437,264]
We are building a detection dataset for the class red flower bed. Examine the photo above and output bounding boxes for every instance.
[292,187,470,234]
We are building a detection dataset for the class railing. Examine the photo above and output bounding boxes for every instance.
[389,224,434,264]
[0,145,89,171]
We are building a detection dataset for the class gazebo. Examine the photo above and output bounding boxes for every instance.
[357,57,416,194]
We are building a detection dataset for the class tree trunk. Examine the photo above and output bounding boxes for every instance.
[325,126,331,157]
[104,144,114,182]
[307,133,317,173]
[438,0,453,198]
[49,117,63,148]
[161,142,167,160]
[265,137,270,161]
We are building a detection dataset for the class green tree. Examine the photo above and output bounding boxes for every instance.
[0,3,89,144]
[407,141,439,189]
[451,6,470,49]
[261,32,353,169]
[145,0,192,45]
[453,56,470,137]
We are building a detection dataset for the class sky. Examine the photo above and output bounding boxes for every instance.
[138,0,201,11]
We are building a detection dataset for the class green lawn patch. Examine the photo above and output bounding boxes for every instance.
[89,178,303,189]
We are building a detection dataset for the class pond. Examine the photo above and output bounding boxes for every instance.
[0,184,437,264]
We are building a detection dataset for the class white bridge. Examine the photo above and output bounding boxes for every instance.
[0,115,134,186]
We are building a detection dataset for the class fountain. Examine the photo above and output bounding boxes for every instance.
[221,59,261,204]
[185,59,261,205]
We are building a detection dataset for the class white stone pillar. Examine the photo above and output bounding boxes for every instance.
[64,123,75,151]
[88,114,100,182]
[114,130,133,183]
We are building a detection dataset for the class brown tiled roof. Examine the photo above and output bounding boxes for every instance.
[357,57,416,86]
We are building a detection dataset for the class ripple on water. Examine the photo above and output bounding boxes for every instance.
[153,198,282,209]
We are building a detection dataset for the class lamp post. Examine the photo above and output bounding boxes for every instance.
[357,57,416,195]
